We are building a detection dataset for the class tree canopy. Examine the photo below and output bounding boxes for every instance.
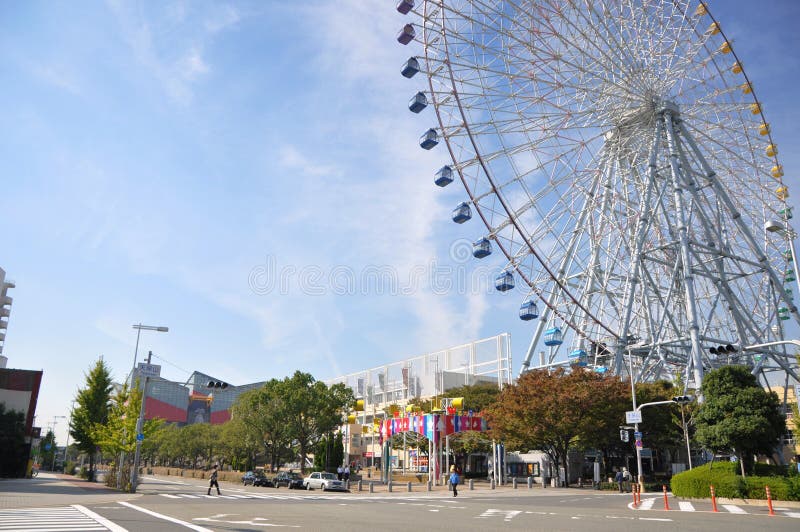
[484,368,628,480]
[70,358,113,481]
[694,365,786,476]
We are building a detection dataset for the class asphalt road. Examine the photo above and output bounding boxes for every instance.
[2,472,798,531]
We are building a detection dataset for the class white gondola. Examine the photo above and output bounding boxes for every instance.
[401,57,420,78]
[472,238,492,258]
[519,298,538,320]
[408,92,428,113]
[419,128,439,149]
[434,165,453,187]
[495,271,514,291]
[451,202,471,224]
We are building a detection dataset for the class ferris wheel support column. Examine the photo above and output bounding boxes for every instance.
[676,120,800,326]
[615,120,662,379]
[662,104,706,393]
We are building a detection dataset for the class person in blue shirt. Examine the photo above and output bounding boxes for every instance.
[449,469,460,497]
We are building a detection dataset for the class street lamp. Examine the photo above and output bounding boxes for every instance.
[128,323,168,493]
[50,416,66,471]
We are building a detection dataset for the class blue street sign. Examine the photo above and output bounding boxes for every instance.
[136,433,144,441]
[634,431,642,439]
[44,443,51,451]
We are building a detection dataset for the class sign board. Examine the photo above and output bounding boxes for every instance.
[137,363,161,378]
[635,439,643,448]
[625,410,642,424]
[363,451,374,458]
[640,448,652,458]
[634,431,642,439]
[136,433,144,441]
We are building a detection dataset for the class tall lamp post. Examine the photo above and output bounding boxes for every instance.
[128,323,168,493]
[50,416,66,471]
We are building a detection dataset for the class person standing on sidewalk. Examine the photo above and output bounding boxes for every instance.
[449,469,460,497]
[208,465,220,495]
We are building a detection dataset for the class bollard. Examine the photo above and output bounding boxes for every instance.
[469,479,474,491]
[345,480,350,491]
[491,479,496,490]
[388,480,393,493]
[369,481,374,494]
[513,477,518,489]
[407,481,412,493]
[427,480,432,492]
[632,483,638,507]
[358,480,362,492]
[527,476,533,489]
[662,485,670,510]
[636,483,641,506]
[766,485,775,516]
[710,485,718,512]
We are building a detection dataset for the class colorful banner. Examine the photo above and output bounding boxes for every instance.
[380,414,488,443]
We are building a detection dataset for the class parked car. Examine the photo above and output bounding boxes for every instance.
[242,471,274,487]
[273,471,304,489]
[303,471,347,491]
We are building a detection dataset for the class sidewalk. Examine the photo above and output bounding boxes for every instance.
[0,472,139,510]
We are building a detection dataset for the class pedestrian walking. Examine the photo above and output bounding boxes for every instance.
[208,464,220,495]
[449,469,460,497]
[337,465,343,481]
[614,469,624,493]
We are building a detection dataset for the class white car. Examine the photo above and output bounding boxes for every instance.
[303,471,347,491]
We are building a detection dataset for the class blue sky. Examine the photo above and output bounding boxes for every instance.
[1,0,799,445]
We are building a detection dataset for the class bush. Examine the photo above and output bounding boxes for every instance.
[670,462,745,499]
[743,476,790,500]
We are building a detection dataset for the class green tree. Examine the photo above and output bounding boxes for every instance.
[0,404,28,477]
[231,383,293,472]
[70,358,113,481]
[278,371,354,473]
[694,366,786,477]
[440,383,501,456]
[38,430,57,471]
[314,432,344,472]
[484,368,628,482]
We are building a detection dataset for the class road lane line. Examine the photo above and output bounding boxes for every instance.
[639,517,672,522]
[722,505,747,514]
[118,502,213,532]
[72,505,128,532]
[160,494,181,499]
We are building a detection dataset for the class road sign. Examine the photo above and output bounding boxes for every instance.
[619,429,629,442]
[634,431,642,439]
[136,433,144,442]
[137,363,161,378]
[625,410,642,424]
[44,443,51,451]
[635,439,643,448]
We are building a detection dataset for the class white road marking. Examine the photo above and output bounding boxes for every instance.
[476,509,521,521]
[722,505,747,514]
[118,502,213,532]
[678,501,695,512]
[161,494,181,499]
[141,476,191,485]
[0,506,115,531]
[72,505,128,532]
[639,517,673,522]
[639,498,656,510]
[785,512,800,518]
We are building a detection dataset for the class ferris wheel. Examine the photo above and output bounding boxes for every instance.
[394,0,800,387]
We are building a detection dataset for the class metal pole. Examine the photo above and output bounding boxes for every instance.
[119,325,142,489]
[130,351,151,492]
[681,405,692,470]
[628,347,643,491]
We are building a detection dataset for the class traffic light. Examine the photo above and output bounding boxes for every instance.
[347,413,357,424]
[708,344,738,355]
[354,399,364,411]
[207,380,229,389]
[672,395,693,404]
[620,429,629,442]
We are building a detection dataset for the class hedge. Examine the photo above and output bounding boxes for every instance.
[670,462,800,501]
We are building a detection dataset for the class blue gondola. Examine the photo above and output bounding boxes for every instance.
[519,298,539,321]
[594,366,608,374]
[434,165,453,187]
[543,327,563,346]
[472,238,492,258]
[401,57,420,78]
[397,24,416,45]
[408,92,428,113]
[397,0,414,14]
[569,349,588,367]
[451,202,471,224]
[495,271,514,292]
[419,128,439,149]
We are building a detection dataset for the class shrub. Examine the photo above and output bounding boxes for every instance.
[670,462,745,499]
[743,476,790,500]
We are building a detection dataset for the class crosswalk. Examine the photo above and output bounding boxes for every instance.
[637,497,800,518]
[160,492,337,501]
[0,506,121,531]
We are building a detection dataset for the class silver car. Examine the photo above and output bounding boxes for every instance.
[303,471,347,491]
